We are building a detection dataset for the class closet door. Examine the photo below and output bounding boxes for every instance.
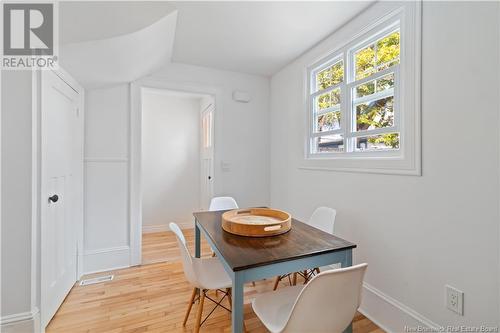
[40,70,82,328]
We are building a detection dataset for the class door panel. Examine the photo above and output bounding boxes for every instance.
[200,104,214,210]
[41,71,80,327]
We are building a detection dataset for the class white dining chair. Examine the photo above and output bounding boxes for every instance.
[309,206,337,234]
[208,196,238,257]
[208,196,257,288]
[253,263,367,333]
[274,206,337,289]
[209,196,239,211]
[169,222,233,333]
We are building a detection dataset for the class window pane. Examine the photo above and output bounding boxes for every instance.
[316,88,341,111]
[316,60,344,91]
[354,30,400,81]
[355,133,400,151]
[316,111,341,132]
[356,96,394,131]
[355,44,375,80]
[376,31,400,69]
[355,73,395,98]
[313,135,344,153]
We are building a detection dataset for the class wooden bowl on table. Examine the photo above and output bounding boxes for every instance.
[221,208,291,237]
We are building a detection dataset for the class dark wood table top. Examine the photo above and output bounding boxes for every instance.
[193,210,356,271]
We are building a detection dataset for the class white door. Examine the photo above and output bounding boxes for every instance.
[200,103,214,210]
[41,71,81,327]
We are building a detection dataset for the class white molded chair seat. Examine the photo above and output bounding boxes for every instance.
[309,206,337,234]
[254,263,367,333]
[169,222,231,290]
[169,222,233,332]
[193,256,232,290]
[274,206,337,289]
[252,285,303,332]
[209,196,239,211]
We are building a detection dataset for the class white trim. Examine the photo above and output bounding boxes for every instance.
[303,1,421,175]
[142,222,194,234]
[498,0,500,322]
[130,82,142,267]
[84,158,128,163]
[31,69,41,320]
[84,245,130,255]
[130,77,223,267]
[0,308,40,333]
[359,282,441,333]
[0,308,40,326]
[83,246,130,275]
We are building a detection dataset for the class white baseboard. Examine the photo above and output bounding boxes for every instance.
[0,308,40,333]
[359,282,441,333]
[142,221,193,234]
[83,246,130,275]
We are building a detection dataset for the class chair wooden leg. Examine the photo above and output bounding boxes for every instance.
[303,270,308,284]
[183,287,197,326]
[273,276,281,290]
[226,288,232,310]
[194,290,205,333]
[315,267,320,274]
[251,281,256,287]
[292,272,297,286]
[211,252,216,257]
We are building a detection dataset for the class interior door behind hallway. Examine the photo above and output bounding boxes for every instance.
[200,103,214,210]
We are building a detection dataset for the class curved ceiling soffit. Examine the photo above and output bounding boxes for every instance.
[60,10,178,89]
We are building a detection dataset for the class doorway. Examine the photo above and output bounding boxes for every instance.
[140,88,215,264]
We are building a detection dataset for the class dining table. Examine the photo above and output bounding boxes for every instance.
[193,209,357,333]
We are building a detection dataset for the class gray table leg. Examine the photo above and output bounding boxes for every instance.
[195,222,201,258]
[232,272,244,333]
[343,249,353,333]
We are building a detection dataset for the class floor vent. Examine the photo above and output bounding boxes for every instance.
[79,275,114,286]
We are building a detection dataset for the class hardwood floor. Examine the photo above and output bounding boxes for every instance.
[46,229,383,333]
[142,231,191,264]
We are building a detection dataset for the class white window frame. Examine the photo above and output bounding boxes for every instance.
[303,2,421,175]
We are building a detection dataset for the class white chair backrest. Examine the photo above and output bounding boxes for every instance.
[209,196,239,211]
[169,222,197,286]
[284,263,368,333]
[308,206,336,234]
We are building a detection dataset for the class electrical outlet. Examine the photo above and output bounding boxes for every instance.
[446,285,464,315]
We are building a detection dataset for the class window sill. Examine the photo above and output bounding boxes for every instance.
[300,154,421,176]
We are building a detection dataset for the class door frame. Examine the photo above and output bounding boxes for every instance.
[35,67,84,329]
[130,77,222,266]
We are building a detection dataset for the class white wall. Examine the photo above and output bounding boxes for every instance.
[269,1,499,330]
[83,63,269,272]
[84,84,130,273]
[148,63,270,207]
[1,71,39,331]
[141,91,201,229]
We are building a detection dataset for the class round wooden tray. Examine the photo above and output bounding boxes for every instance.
[221,208,291,237]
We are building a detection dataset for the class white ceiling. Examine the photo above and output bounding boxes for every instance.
[59,1,176,44]
[171,1,374,76]
[60,10,177,88]
[58,1,374,84]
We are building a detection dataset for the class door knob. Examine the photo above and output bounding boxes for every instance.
[48,194,59,203]
[208,176,212,180]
